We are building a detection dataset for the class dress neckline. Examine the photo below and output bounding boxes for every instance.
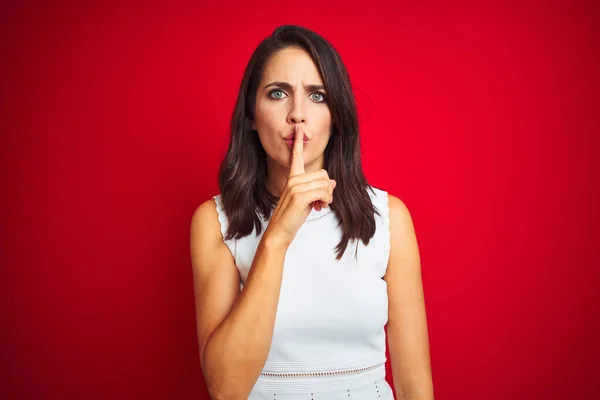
[305,206,333,223]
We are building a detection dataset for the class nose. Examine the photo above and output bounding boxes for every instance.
[287,95,306,125]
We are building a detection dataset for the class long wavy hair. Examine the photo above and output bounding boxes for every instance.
[217,25,379,260]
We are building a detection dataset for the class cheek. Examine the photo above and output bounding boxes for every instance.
[255,102,280,131]
[254,105,280,148]
[316,110,332,135]
[314,104,331,123]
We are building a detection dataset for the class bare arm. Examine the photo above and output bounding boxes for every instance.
[190,199,288,399]
[192,124,334,399]
[384,194,434,400]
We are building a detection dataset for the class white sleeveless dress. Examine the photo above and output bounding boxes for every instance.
[213,186,394,399]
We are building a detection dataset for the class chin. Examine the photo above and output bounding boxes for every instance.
[264,150,293,170]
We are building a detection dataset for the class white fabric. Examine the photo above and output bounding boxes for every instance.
[213,186,393,399]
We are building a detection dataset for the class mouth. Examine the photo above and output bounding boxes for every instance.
[284,138,308,149]
[284,132,309,141]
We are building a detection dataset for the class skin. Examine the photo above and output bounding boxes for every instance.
[252,45,435,398]
[386,195,435,399]
[251,46,332,198]
[191,45,434,399]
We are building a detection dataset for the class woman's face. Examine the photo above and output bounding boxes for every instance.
[252,46,332,173]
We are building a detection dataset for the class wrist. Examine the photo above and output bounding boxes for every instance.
[261,229,291,251]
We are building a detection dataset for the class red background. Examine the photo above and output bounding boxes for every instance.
[2,1,598,399]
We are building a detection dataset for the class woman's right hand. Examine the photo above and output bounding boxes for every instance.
[264,124,336,247]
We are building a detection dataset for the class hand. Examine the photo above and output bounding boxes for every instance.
[264,124,336,247]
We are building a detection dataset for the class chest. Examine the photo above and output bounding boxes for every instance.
[237,219,390,337]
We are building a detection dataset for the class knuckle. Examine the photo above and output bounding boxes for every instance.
[290,192,301,205]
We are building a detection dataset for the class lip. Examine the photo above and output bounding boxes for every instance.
[284,138,308,149]
[284,132,309,141]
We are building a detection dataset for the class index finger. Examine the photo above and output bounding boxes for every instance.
[289,123,305,177]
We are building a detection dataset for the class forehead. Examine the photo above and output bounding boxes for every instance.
[261,47,323,84]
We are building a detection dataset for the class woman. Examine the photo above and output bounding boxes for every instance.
[190,25,434,399]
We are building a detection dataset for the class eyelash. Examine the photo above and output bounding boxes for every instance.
[268,89,327,103]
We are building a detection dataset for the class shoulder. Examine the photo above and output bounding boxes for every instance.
[190,196,238,275]
[191,197,219,225]
[387,194,412,224]
[368,186,415,235]
[191,197,222,242]
[386,193,418,254]
[367,186,410,217]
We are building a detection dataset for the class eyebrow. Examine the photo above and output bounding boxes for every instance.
[264,81,325,92]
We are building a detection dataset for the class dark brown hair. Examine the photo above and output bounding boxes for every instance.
[217,24,379,260]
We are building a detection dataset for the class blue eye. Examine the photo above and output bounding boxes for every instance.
[311,92,326,102]
[268,89,327,103]
[269,90,285,99]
